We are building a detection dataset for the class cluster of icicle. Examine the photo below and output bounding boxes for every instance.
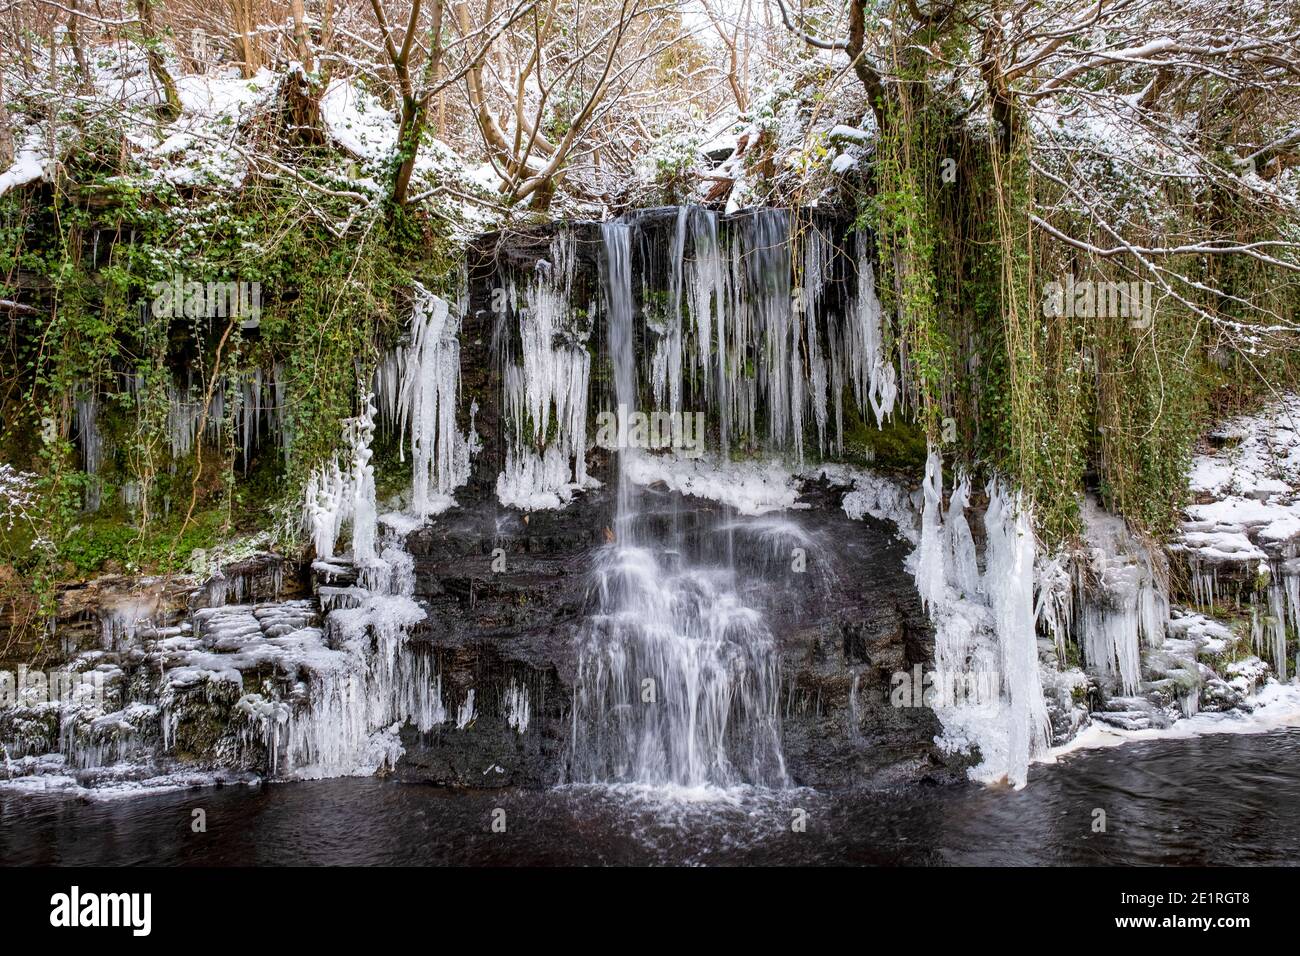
[303,390,379,563]
[264,526,447,778]
[221,520,454,779]
[74,366,291,514]
[1191,557,1297,682]
[625,208,896,465]
[912,447,1050,789]
[270,283,528,778]
[496,230,599,510]
[374,282,478,515]
[485,208,900,510]
[985,498,1172,711]
[170,365,291,474]
[309,286,481,556]
[1250,564,1299,682]
[1074,499,1171,695]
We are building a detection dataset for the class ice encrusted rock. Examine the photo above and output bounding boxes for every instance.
[1175,393,1300,679]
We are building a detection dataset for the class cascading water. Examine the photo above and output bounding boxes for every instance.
[566,217,788,789]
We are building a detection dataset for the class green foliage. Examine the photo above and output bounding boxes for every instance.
[0,143,459,605]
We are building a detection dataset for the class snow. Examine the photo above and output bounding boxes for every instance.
[814,463,919,542]
[1183,394,1300,556]
[1050,680,1300,758]
[624,451,804,516]
[320,79,398,163]
[830,153,858,175]
[0,759,259,801]
[0,133,51,197]
[1178,394,1300,678]
[317,77,497,226]
[828,125,870,145]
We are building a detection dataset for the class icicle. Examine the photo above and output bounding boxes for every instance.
[502,681,531,734]
[302,388,379,562]
[914,446,946,611]
[497,231,595,510]
[456,690,477,730]
[945,473,981,599]
[167,382,203,464]
[400,285,474,514]
[849,230,896,425]
[74,391,103,512]
[984,481,1051,789]
[1076,497,1169,695]
[348,391,378,565]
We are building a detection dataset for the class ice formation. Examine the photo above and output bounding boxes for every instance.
[982,482,1051,788]
[303,391,379,562]
[503,682,531,734]
[1176,393,1300,679]
[74,391,103,512]
[376,283,477,514]
[481,208,900,510]
[159,365,290,474]
[1076,498,1169,695]
[856,445,1054,789]
[497,230,599,510]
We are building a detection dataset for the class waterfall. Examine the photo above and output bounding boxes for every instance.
[489,207,895,511]
[602,220,636,522]
[565,217,789,789]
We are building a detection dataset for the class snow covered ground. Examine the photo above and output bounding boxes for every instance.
[1180,392,1300,564]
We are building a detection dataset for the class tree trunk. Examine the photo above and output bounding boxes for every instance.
[0,76,14,168]
[230,0,261,78]
[392,0,445,207]
[290,0,314,71]
[134,0,182,120]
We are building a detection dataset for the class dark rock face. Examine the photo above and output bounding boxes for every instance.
[386,208,963,789]
[393,477,966,790]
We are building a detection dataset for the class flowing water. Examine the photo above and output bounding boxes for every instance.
[4,729,1299,865]
[564,221,787,788]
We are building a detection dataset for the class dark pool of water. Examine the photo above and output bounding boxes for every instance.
[3,730,1299,866]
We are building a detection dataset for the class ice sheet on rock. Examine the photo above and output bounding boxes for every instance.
[813,463,919,543]
[1077,497,1170,696]
[623,450,803,516]
[1052,679,1300,756]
